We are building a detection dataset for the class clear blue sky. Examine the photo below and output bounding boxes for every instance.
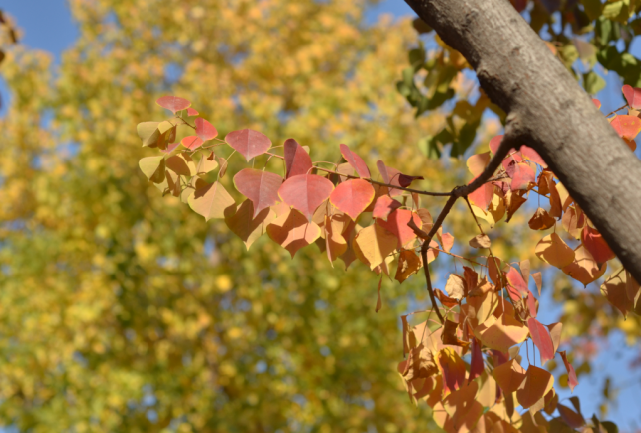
[1,0,640,430]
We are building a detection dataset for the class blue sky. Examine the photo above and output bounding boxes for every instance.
[1,0,640,430]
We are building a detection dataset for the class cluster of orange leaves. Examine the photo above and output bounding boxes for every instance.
[137,91,640,432]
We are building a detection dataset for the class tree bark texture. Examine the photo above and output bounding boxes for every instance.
[404,0,641,281]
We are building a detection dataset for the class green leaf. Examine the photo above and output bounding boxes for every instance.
[411,18,432,34]
[408,44,426,72]
[583,71,606,94]
[559,44,579,69]
[601,421,619,433]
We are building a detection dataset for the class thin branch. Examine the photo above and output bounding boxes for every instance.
[313,166,451,197]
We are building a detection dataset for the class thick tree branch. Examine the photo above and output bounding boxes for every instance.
[404,0,641,281]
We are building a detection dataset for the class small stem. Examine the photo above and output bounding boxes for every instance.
[313,166,452,197]
[265,152,285,160]
[606,104,629,117]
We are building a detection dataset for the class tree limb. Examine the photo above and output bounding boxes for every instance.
[404,0,641,281]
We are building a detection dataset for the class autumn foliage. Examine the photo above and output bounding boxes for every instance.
[135,84,641,432]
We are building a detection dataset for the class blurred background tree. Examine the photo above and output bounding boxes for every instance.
[0,0,481,431]
[1,0,640,431]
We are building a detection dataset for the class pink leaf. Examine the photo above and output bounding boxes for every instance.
[187,108,199,116]
[508,161,535,191]
[468,176,494,210]
[489,134,516,156]
[623,84,641,109]
[372,195,402,221]
[468,338,484,383]
[195,118,218,141]
[340,144,371,178]
[376,209,421,248]
[376,161,404,196]
[278,174,334,220]
[156,96,191,113]
[284,138,313,178]
[520,146,547,167]
[181,135,204,151]
[225,129,272,161]
[329,179,375,221]
[233,168,284,218]
[559,350,579,392]
[527,318,555,365]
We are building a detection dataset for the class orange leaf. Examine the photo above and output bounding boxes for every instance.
[225,200,277,250]
[266,208,321,258]
[600,273,632,317]
[188,181,236,221]
[535,233,575,268]
[475,314,529,353]
[515,365,554,409]
[610,114,641,140]
[581,225,615,264]
[528,207,555,230]
[324,215,348,265]
[492,358,525,394]
[353,223,397,269]
[376,209,421,248]
[562,244,607,286]
[395,250,422,283]
[329,179,375,221]
[466,152,491,176]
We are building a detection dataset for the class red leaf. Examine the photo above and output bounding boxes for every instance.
[284,138,313,178]
[329,179,375,221]
[278,174,334,220]
[507,161,535,190]
[181,135,204,150]
[506,267,527,296]
[195,118,218,141]
[520,146,547,167]
[156,95,191,113]
[376,209,421,248]
[467,176,493,210]
[372,195,402,221]
[527,318,555,364]
[186,108,199,116]
[592,98,601,109]
[225,129,272,161]
[623,84,641,109]
[233,168,284,218]
[340,144,371,178]
[581,225,615,264]
[559,350,579,392]
[437,348,467,397]
[468,338,484,383]
[526,289,537,318]
[610,115,641,140]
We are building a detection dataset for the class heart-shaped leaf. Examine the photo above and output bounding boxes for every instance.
[372,195,402,221]
[225,129,272,161]
[610,114,641,140]
[376,209,421,248]
[278,174,334,220]
[623,84,641,108]
[516,365,554,409]
[353,223,397,269]
[266,208,321,258]
[195,118,218,141]
[233,168,283,217]
[329,179,375,220]
[188,181,236,221]
[182,135,204,150]
[535,233,575,268]
[225,199,277,250]
[581,225,615,264]
[156,96,191,113]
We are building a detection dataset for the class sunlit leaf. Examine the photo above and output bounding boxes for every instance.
[535,233,575,268]
[527,318,555,364]
[395,250,422,283]
[188,181,236,221]
[466,152,491,176]
[225,128,272,161]
[609,114,641,140]
[444,274,465,301]
[469,234,491,249]
[225,199,277,250]
[515,365,554,409]
[329,179,375,221]
[475,314,529,353]
[278,174,334,221]
[266,208,321,258]
[376,209,422,248]
[156,95,191,113]
[492,358,526,394]
[372,195,402,221]
[340,144,371,178]
[559,351,579,393]
[437,347,467,397]
[600,273,632,317]
[353,223,397,269]
[581,225,615,264]
[622,84,641,108]
[139,156,166,184]
[562,244,607,286]
[182,135,204,150]
[233,168,283,218]
[195,118,218,141]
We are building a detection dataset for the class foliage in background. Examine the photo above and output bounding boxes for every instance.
[0,0,472,431]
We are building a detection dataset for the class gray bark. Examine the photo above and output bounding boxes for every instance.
[404,0,641,282]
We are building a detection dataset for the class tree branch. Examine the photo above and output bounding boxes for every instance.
[404,0,641,282]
